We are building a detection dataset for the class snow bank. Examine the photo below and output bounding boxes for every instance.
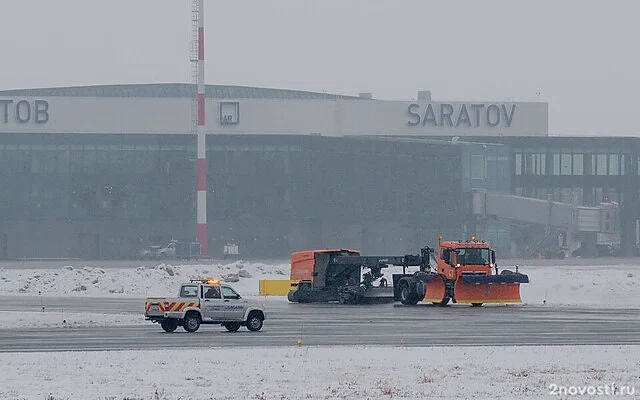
[0,260,288,298]
[1,345,638,400]
[520,264,638,307]
[0,260,638,308]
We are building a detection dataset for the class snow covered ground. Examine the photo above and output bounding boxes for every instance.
[0,259,637,306]
[0,259,638,329]
[0,260,288,298]
[0,260,639,399]
[1,345,638,400]
[0,310,148,329]
[520,263,638,307]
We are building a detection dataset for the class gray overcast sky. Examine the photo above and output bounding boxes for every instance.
[0,0,638,136]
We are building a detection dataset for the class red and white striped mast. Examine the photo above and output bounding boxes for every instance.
[194,0,208,255]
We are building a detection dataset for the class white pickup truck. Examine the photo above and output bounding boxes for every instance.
[137,241,176,259]
[144,279,266,333]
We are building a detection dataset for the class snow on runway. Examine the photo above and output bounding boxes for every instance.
[0,310,147,329]
[0,260,639,398]
[0,258,638,304]
[0,259,288,298]
[1,345,638,400]
[0,259,638,330]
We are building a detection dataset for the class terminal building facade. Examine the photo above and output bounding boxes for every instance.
[0,84,636,259]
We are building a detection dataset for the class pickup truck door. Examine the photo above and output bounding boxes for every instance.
[200,284,224,321]
[222,286,245,321]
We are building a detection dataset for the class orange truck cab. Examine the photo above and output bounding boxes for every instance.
[436,237,494,281]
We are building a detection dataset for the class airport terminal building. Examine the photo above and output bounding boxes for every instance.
[0,84,637,259]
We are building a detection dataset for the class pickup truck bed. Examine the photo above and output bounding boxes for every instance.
[144,297,200,318]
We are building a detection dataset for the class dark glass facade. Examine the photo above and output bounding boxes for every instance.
[3,131,638,259]
[472,136,640,257]
[0,133,468,259]
[461,143,511,254]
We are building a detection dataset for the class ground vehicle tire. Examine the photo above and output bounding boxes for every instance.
[183,312,201,332]
[289,281,312,303]
[433,297,450,306]
[471,303,483,307]
[399,281,419,305]
[246,311,264,332]
[224,322,241,332]
[339,291,355,305]
[160,319,178,332]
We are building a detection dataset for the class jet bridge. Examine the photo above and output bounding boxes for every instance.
[470,188,620,255]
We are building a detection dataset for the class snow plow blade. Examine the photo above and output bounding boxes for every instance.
[454,272,529,304]
[424,274,447,303]
[460,273,529,284]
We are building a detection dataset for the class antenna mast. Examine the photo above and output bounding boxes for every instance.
[191,0,208,255]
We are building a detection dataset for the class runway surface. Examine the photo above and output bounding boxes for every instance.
[0,296,639,352]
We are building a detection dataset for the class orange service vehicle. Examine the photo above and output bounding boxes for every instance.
[287,236,529,306]
[395,236,530,306]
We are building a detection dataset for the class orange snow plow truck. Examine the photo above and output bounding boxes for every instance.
[287,236,529,306]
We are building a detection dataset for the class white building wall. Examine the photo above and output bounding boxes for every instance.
[0,96,548,137]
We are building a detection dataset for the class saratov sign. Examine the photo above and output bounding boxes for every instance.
[0,99,50,124]
[406,103,516,128]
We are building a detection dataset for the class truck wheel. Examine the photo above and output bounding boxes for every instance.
[246,311,264,332]
[415,281,426,300]
[399,281,419,305]
[160,319,178,332]
[433,297,450,306]
[183,312,201,332]
[224,322,241,332]
[339,292,353,304]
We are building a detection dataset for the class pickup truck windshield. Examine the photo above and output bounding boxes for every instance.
[222,286,240,299]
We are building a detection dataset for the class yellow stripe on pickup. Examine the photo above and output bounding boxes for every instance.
[259,280,298,296]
